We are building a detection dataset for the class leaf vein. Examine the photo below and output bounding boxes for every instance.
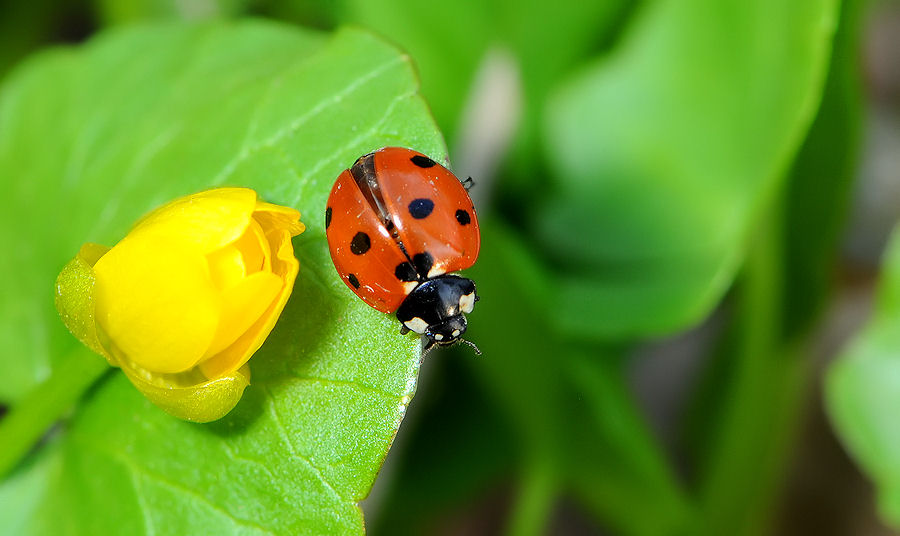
[262,385,348,505]
[70,434,276,535]
[129,467,157,536]
[211,56,407,187]
[280,375,402,400]
[285,88,418,206]
[219,441,278,482]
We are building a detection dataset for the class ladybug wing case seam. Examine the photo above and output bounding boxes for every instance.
[372,148,480,279]
[325,169,411,313]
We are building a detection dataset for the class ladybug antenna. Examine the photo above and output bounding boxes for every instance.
[422,338,436,357]
[459,338,482,356]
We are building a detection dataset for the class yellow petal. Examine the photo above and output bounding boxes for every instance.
[206,218,272,291]
[253,201,305,237]
[129,188,258,254]
[120,362,251,423]
[93,236,220,374]
[201,271,282,360]
[265,225,299,278]
[200,228,299,379]
[237,218,270,274]
[206,244,245,290]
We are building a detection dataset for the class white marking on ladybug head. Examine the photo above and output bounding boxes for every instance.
[459,292,476,314]
[402,281,419,293]
[404,317,429,334]
[452,329,461,338]
[434,333,444,341]
[427,266,445,278]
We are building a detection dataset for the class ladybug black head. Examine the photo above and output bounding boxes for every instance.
[395,274,479,352]
[424,315,467,345]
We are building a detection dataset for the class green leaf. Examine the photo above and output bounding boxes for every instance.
[681,3,864,531]
[335,0,628,154]
[538,0,839,340]
[95,0,250,25]
[0,21,445,533]
[827,228,900,528]
[0,0,86,81]
[462,223,691,535]
[684,0,864,461]
[781,0,863,340]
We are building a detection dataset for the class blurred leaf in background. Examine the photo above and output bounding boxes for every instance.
[96,0,251,25]
[539,0,841,340]
[0,21,444,534]
[0,0,95,80]
[324,0,626,158]
[828,228,900,528]
[683,0,864,529]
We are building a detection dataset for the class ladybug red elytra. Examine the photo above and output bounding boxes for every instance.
[325,147,481,352]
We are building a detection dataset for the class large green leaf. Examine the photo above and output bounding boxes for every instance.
[335,0,628,159]
[827,228,900,528]
[0,21,445,533]
[539,0,839,340]
[781,0,863,340]
[681,1,863,529]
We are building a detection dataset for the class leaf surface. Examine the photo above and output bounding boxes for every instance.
[0,21,445,534]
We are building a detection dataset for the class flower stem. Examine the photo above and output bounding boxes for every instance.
[0,349,109,479]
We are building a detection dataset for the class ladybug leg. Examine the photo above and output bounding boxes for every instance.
[462,176,476,191]
[399,324,410,335]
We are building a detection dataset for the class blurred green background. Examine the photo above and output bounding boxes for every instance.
[3,0,900,534]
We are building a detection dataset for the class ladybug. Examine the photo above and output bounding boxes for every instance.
[325,147,481,353]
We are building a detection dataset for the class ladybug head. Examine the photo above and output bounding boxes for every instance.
[396,274,480,354]
[425,314,468,346]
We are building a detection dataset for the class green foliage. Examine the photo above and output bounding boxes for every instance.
[96,0,250,24]
[539,0,840,340]
[0,0,878,533]
[0,0,95,81]
[0,22,444,533]
[827,229,900,528]
[364,0,852,534]
[781,0,864,340]
[334,0,628,163]
[683,1,863,532]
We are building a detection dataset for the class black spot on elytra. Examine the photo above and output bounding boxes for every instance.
[395,262,419,282]
[348,273,360,288]
[455,209,471,225]
[413,252,434,277]
[325,206,332,229]
[408,198,434,219]
[411,155,436,168]
[350,232,371,255]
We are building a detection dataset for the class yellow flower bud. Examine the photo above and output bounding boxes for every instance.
[56,188,305,422]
